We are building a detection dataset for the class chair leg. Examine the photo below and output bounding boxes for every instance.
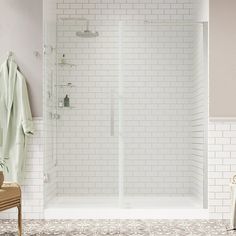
[17,204,22,236]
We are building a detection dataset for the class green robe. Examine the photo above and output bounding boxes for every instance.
[0,59,34,183]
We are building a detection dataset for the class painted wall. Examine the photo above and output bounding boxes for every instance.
[0,0,43,117]
[209,0,236,117]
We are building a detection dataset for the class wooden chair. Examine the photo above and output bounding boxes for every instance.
[0,183,22,236]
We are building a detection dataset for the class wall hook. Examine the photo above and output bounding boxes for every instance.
[33,51,40,58]
[7,51,14,60]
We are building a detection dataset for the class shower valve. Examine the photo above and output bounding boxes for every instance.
[50,112,60,120]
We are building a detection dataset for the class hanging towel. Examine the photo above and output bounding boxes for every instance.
[0,58,34,183]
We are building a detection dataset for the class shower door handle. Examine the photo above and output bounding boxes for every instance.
[110,90,115,137]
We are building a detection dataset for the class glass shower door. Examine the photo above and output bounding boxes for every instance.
[44,17,207,210]
[120,21,207,209]
[54,20,120,207]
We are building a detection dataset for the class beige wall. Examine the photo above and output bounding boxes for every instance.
[209,0,236,117]
[0,0,43,117]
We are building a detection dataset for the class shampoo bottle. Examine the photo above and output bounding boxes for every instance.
[64,95,70,107]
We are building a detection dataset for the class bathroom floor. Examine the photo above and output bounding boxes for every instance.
[0,219,236,236]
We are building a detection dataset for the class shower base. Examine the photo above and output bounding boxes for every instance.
[44,196,208,219]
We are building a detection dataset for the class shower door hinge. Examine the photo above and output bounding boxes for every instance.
[44,173,50,183]
[43,45,54,55]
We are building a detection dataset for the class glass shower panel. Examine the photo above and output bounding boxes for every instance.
[121,22,206,208]
[191,23,208,208]
[44,17,207,209]
[54,20,120,206]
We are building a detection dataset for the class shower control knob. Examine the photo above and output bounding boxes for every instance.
[50,113,60,119]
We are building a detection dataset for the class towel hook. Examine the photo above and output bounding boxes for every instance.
[7,51,14,60]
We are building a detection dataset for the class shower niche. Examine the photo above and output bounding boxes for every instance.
[43,16,208,214]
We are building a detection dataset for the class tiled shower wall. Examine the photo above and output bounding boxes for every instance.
[54,0,198,196]
[56,0,194,22]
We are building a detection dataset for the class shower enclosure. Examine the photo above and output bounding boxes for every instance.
[43,6,208,216]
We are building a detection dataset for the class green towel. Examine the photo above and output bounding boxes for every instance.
[0,59,34,183]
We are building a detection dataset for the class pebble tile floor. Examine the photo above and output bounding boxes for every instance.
[0,220,236,236]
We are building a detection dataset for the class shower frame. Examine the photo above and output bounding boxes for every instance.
[43,19,209,210]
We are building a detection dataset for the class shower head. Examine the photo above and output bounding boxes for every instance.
[76,19,99,38]
[76,30,99,38]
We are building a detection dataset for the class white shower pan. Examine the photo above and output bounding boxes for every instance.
[44,196,208,219]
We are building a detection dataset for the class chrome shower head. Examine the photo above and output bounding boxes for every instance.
[76,19,99,38]
[76,30,99,38]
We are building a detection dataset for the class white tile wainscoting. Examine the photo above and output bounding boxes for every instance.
[208,119,236,219]
[0,119,236,219]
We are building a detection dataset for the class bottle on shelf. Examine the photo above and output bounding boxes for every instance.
[64,95,70,107]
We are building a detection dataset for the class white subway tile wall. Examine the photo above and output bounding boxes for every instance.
[208,120,236,219]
